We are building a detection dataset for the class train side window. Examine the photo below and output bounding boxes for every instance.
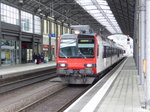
[113,48,115,55]
[114,48,116,54]
[110,47,112,56]
[107,47,109,57]
[97,45,99,56]
[106,46,108,57]
[107,46,109,57]
[103,46,106,58]
[108,47,111,57]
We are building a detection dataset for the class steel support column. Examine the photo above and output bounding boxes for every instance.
[146,0,150,109]
[32,36,35,54]
[61,23,64,35]
[0,0,2,66]
[133,2,138,66]
[137,0,140,73]
[134,0,140,69]
[139,0,146,84]
[0,44,1,66]
[133,37,136,63]
[49,20,52,61]
[55,22,58,53]
[41,18,44,53]
[32,15,35,54]
[19,6,22,64]
[0,0,1,39]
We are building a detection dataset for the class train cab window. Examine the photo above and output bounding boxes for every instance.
[59,35,95,58]
[59,38,77,58]
[78,38,94,58]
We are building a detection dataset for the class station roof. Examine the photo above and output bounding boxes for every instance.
[2,0,135,37]
[107,0,135,37]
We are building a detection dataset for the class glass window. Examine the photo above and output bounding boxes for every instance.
[34,16,41,34]
[58,24,61,36]
[0,3,19,25]
[0,40,19,65]
[59,38,77,58]
[59,35,95,58]
[47,21,49,34]
[78,38,94,58]
[64,27,69,34]
[68,28,70,33]
[54,23,57,36]
[43,20,47,34]
[51,22,55,34]
[75,0,122,34]
[21,11,33,33]
[60,25,62,35]
[63,26,65,34]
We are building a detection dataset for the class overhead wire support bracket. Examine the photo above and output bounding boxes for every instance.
[32,0,80,25]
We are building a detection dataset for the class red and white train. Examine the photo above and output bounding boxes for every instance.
[56,26,124,84]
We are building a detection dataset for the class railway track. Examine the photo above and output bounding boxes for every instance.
[18,85,91,112]
[17,58,126,112]
[0,68,57,94]
[0,58,126,112]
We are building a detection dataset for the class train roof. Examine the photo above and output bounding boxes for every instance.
[61,33,97,37]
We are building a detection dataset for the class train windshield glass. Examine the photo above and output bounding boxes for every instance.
[78,38,94,58]
[59,39,77,58]
[59,37,95,58]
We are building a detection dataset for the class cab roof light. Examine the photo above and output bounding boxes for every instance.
[73,30,81,35]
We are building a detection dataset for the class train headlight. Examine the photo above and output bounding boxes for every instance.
[84,64,96,68]
[57,63,68,67]
[86,64,92,67]
[60,63,66,67]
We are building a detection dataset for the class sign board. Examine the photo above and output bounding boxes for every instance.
[48,34,56,37]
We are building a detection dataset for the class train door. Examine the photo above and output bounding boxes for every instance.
[96,36,104,73]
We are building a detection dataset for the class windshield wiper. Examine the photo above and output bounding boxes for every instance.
[78,51,86,58]
[60,50,67,58]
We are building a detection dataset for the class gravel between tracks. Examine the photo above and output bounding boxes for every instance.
[21,86,87,112]
[0,77,66,112]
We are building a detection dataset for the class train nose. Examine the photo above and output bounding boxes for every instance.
[68,63,84,69]
[79,69,93,75]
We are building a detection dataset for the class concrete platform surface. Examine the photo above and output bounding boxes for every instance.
[0,61,56,78]
[96,57,149,112]
[64,57,150,112]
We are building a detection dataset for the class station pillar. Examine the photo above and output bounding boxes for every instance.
[133,0,139,73]
[139,0,146,84]
[0,0,1,65]
[146,0,150,109]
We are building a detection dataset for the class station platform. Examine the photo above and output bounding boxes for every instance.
[65,57,150,112]
[0,61,56,79]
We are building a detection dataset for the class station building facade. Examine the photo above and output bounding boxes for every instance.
[0,2,70,66]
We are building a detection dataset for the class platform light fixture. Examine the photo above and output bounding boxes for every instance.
[37,8,42,12]
[75,0,122,34]
[37,0,42,13]
[74,30,81,35]
[18,0,23,4]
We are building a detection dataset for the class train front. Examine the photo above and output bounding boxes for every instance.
[56,34,97,84]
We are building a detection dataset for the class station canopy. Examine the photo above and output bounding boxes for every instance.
[4,0,135,37]
[75,0,122,34]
